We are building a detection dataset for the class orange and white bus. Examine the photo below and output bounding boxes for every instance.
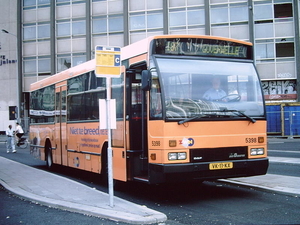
[30,35,268,184]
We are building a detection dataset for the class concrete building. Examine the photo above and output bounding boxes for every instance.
[0,0,299,133]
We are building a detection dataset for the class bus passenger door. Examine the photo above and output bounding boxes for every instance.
[111,72,127,181]
[126,68,148,181]
[55,85,68,166]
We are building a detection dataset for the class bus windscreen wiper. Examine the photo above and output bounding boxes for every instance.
[219,108,256,123]
[178,114,211,125]
[178,109,256,125]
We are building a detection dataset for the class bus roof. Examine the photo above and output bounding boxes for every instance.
[30,35,252,92]
[121,35,252,61]
[30,59,96,91]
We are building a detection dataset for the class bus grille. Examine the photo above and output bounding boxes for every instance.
[190,147,248,163]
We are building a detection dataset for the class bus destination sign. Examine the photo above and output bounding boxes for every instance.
[153,38,252,59]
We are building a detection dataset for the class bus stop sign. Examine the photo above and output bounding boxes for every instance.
[95,46,121,78]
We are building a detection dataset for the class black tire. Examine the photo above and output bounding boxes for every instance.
[19,139,28,149]
[100,143,108,183]
[46,144,53,169]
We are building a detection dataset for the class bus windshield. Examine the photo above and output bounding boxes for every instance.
[154,57,264,120]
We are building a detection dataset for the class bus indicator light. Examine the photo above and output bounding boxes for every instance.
[258,137,264,143]
[169,140,177,147]
[150,153,156,160]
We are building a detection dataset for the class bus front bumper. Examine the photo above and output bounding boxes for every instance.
[148,158,269,184]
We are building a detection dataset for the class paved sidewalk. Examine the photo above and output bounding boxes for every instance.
[1,135,299,224]
[222,174,300,196]
[0,157,167,224]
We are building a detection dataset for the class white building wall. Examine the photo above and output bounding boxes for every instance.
[0,0,18,133]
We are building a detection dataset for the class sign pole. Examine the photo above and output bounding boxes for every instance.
[95,45,120,208]
[106,77,114,207]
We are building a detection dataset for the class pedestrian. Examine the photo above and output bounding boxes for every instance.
[6,125,16,153]
[15,122,24,147]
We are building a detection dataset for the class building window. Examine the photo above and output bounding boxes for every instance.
[57,20,86,37]
[92,15,123,33]
[130,12,162,30]
[24,58,37,75]
[210,2,249,40]
[130,14,145,30]
[230,5,248,22]
[57,53,86,72]
[56,0,84,4]
[211,6,228,24]
[255,22,274,39]
[23,0,50,9]
[256,42,275,59]
[57,21,71,37]
[254,4,273,21]
[187,9,205,25]
[23,25,37,40]
[276,42,294,57]
[147,13,163,29]
[38,24,50,39]
[24,0,36,7]
[38,0,51,5]
[170,10,186,27]
[38,57,51,75]
[274,3,293,18]
[72,20,86,35]
[57,55,71,71]
[93,17,107,34]
[128,0,164,43]
[108,16,124,32]
[168,4,205,35]
[73,53,86,66]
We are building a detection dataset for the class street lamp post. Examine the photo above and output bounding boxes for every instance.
[2,29,20,122]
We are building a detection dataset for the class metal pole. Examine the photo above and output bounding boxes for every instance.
[289,111,294,139]
[106,77,114,207]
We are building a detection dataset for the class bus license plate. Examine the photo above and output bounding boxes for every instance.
[209,162,233,170]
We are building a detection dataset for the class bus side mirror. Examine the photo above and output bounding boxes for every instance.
[142,70,151,91]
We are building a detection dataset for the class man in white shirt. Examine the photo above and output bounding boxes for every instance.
[15,122,24,147]
[203,77,227,101]
[6,125,16,153]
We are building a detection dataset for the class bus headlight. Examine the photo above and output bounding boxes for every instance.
[178,152,187,160]
[250,148,264,156]
[168,152,187,160]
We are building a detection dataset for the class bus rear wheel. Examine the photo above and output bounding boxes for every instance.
[100,143,108,183]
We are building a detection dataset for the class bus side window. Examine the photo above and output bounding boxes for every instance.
[132,83,142,118]
[68,95,82,121]
[150,78,162,119]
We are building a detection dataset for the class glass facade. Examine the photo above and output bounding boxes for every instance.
[20,0,299,103]
[253,0,296,101]
[168,0,205,35]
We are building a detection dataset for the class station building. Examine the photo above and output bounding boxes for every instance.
[0,0,299,134]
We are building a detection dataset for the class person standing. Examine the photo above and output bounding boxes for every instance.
[6,125,16,153]
[15,122,24,147]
